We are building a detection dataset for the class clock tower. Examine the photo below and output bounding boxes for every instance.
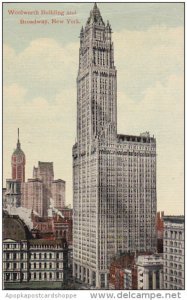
[11,129,26,182]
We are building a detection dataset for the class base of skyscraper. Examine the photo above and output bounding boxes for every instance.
[73,262,108,289]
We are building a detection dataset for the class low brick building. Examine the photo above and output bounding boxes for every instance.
[109,254,137,289]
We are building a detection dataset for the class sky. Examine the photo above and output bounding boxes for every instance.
[3,2,184,214]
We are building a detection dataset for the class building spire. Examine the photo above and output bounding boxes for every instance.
[94,3,97,9]
[17,128,21,149]
[86,2,104,26]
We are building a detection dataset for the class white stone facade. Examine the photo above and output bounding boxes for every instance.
[136,255,163,290]
[73,4,157,289]
[163,216,184,290]
[3,238,68,285]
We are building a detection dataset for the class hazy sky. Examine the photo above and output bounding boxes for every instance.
[3,2,184,214]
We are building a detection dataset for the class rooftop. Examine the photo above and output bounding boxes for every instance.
[117,134,156,144]
[163,216,184,224]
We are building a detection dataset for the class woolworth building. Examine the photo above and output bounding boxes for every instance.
[72,4,157,289]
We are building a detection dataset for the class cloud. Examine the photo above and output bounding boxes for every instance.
[113,26,184,101]
[4,38,79,96]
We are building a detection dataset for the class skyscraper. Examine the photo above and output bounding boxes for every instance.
[33,161,54,216]
[73,4,157,288]
[21,161,66,217]
[11,128,26,182]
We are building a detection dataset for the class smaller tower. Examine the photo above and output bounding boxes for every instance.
[11,128,26,182]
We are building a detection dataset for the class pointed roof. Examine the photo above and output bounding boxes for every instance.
[12,128,25,156]
[86,3,105,26]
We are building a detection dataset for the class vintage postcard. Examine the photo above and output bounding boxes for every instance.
[2,1,184,296]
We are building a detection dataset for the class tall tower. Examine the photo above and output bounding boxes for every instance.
[11,128,26,182]
[33,161,54,216]
[73,4,157,289]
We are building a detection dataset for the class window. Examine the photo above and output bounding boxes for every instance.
[6,273,10,281]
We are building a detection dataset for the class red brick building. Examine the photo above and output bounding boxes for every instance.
[156,211,164,253]
[11,129,25,183]
[31,210,73,245]
[109,254,137,290]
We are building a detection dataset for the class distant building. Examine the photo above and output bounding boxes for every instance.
[31,210,73,245]
[11,129,25,183]
[61,207,73,219]
[2,212,68,288]
[21,162,66,217]
[156,211,164,253]
[52,179,66,210]
[21,178,43,216]
[3,179,21,209]
[33,162,54,216]
[3,129,25,210]
[163,216,184,290]
[136,254,163,290]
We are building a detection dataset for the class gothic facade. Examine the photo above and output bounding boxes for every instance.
[73,4,157,288]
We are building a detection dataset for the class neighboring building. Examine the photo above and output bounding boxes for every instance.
[2,188,6,207]
[53,214,73,245]
[61,207,73,219]
[157,211,164,253]
[33,162,54,216]
[32,214,54,237]
[11,129,25,182]
[163,216,184,290]
[3,211,32,241]
[3,213,68,288]
[109,254,136,290]
[21,162,66,217]
[3,179,21,209]
[136,254,163,290]
[52,179,66,210]
[73,3,157,288]
[29,239,68,283]
[21,178,44,216]
[31,212,73,245]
